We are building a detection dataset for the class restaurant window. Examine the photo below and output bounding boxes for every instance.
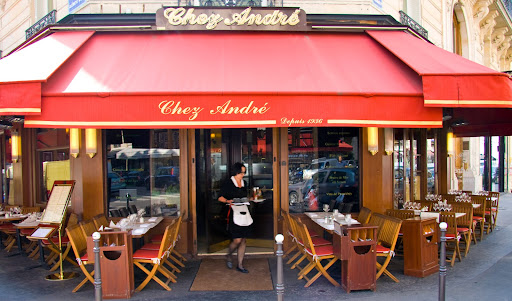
[426,132,437,194]
[36,128,70,203]
[288,127,359,213]
[1,130,12,204]
[106,129,181,217]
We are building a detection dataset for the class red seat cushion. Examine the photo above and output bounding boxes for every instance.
[0,223,15,230]
[473,216,483,220]
[81,253,89,262]
[133,248,159,260]
[445,233,460,240]
[298,236,331,247]
[151,234,164,243]
[20,228,36,236]
[485,211,491,215]
[42,236,69,245]
[457,227,470,233]
[141,243,160,251]
[491,208,497,212]
[305,244,334,257]
[376,245,391,254]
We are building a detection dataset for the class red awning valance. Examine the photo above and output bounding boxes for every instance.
[0,31,94,115]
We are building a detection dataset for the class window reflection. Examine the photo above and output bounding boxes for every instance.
[287,127,359,213]
[36,129,70,202]
[106,129,180,217]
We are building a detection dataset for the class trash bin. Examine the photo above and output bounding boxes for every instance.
[94,231,134,299]
[333,223,378,293]
[402,217,439,277]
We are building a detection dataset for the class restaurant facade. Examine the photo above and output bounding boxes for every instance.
[1,1,512,256]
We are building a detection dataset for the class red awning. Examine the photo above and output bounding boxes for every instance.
[0,29,504,128]
[23,31,442,128]
[0,31,94,115]
[367,30,512,108]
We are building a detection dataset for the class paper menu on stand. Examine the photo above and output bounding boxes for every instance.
[41,185,72,224]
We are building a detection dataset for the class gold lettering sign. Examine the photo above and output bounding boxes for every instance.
[158,100,271,120]
[156,7,308,31]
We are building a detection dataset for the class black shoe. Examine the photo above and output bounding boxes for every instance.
[236,266,249,273]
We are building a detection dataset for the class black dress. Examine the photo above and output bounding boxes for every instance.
[219,177,251,239]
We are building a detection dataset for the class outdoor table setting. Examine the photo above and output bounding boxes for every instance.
[305,208,360,232]
[108,215,164,238]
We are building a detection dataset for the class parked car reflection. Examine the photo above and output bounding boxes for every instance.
[289,168,358,213]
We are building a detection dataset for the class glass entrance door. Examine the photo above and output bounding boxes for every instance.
[195,128,274,254]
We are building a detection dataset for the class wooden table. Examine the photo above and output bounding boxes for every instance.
[419,212,465,223]
[304,212,360,232]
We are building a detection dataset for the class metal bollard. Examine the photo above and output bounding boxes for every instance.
[439,222,447,301]
[275,234,284,301]
[93,232,102,301]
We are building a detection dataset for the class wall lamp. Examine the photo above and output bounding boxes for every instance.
[367,127,378,155]
[85,129,97,158]
[70,128,80,158]
[384,128,393,156]
[11,129,21,163]
[447,130,454,157]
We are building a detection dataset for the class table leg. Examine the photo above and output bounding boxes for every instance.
[6,228,22,257]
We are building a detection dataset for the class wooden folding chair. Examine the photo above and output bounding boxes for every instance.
[471,195,487,241]
[66,223,95,293]
[357,207,372,224]
[488,192,500,231]
[439,212,461,267]
[150,212,188,266]
[133,224,176,291]
[369,213,402,282]
[92,214,109,230]
[79,219,98,239]
[281,210,299,263]
[451,203,474,256]
[141,215,185,274]
[294,219,339,288]
[288,215,330,272]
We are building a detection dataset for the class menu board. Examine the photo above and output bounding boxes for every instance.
[40,184,73,224]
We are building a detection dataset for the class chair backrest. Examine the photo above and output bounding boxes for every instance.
[339,203,353,213]
[21,206,41,214]
[357,207,372,224]
[119,207,130,217]
[471,195,487,217]
[328,199,337,212]
[294,218,316,255]
[156,225,173,258]
[441,194,456,203]
[369,213,402,250]
[66,223,90,262]
[66,213,79,228]
[79,220,98,238]
[129,205,138,215]
[419,201,432,211]
[281,210,294,238]
[450,203,473,228]
[439,212,458,236]
[385,209,415,220]
[92,214,109,229]
[110,209,121,217]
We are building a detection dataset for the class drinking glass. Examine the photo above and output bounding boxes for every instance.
[323,204,329,213]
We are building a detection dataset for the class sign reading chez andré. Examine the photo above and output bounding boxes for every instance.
[156,7,308,31]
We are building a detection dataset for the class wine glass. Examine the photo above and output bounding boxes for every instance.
[323,204,329,213]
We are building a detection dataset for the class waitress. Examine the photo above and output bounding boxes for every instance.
[218,162,251,273]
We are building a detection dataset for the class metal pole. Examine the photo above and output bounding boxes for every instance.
[275,234,284,301]
[439,222,447,301]
[93,232,102,301]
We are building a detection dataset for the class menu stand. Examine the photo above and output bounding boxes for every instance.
[333,222,378,293]
[27,181,77,281]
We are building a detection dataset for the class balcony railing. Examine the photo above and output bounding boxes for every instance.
[26,10,56,40]
[177,0,282,6]
[399,11,428,40]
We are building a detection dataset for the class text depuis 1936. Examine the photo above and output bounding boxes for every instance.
[156,7,308,31]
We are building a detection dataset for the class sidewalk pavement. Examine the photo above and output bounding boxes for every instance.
[1,194,512,301]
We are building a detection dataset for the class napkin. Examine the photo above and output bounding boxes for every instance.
[148,217,158,222]
[98,225,104,231]
[132,228,145,235]
[109,220,117,228]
